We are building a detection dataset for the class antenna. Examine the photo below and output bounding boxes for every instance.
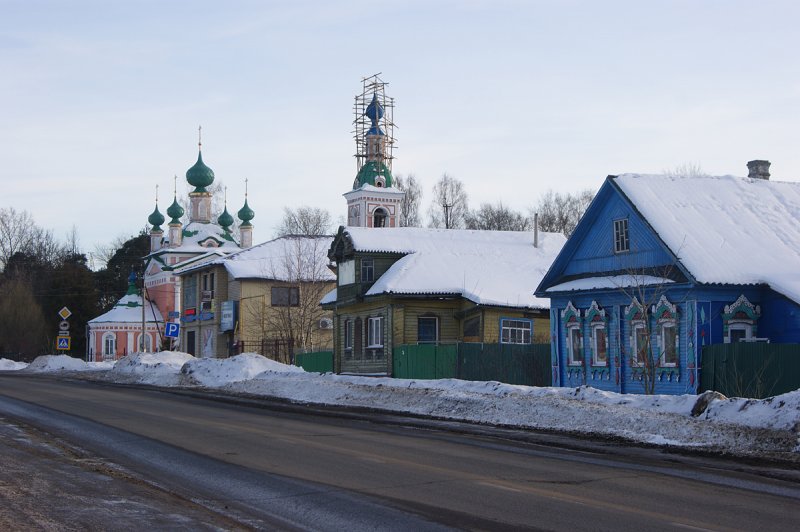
[198,125,202,150]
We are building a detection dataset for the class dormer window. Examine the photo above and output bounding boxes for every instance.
[374,175,386,188]
[614,218,629,253]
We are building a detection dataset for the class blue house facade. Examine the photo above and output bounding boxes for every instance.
[535,161,800,395]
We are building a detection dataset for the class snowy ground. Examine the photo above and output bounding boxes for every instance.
[3,352,799,459]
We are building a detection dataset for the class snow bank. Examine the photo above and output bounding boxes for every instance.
[0,358,28,371]
[180,353,304,387]
[10,351,799,457]
[23,355,110,372]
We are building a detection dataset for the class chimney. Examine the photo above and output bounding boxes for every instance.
[747,160,770,180]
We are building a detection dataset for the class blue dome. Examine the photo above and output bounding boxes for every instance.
[367,126,385,136]
[365,92,384,122]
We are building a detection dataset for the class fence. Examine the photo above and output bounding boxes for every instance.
[294,351,334,373]
[393,343,551,387]
[700,343,800,399]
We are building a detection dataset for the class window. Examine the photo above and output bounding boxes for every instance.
[463,316,480,341]
[661,322,678,366]
[361,258,374,283]
[343,319,353,359]
[367,317,383,347]
[501,319,532,344]
[339,260,355,286]
[184,275,197,308]
[137,333,152,353]
[102,332,116,360]
[373,208,387,227]
[632,324,649,366]
[614,218,629,253]
[567,326,583,365]
[202,272,215,297]
[271,286,299,307]
[728,323,752,343]
[418,316,439,344]
[592,324,608,365]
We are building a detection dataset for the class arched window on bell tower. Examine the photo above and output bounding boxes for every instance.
[373,208,388,228]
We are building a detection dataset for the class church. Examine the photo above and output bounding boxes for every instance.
[86,134,255,360]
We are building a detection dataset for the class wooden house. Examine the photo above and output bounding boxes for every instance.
[323,226,566,375]
[535,161,800,394]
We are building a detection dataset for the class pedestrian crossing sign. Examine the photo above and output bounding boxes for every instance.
[56,336,71,350]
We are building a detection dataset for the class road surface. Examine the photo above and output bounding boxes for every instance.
[1,374,799,531]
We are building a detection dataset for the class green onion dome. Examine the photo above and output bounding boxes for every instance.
[354,160,393,188]
[218,207,234,231]
[186,151,215,192]
[166,197,184,224]
[148,205,165,230]
[237,199,255,227]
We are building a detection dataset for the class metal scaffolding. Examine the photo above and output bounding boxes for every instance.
[353,72,397,174]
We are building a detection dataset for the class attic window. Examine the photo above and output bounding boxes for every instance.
[613,218,629,253]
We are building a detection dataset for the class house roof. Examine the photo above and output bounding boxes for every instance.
[88,292,163,325]
[179,235,336,282]
[343,227,566,309]
[612,173,800,303]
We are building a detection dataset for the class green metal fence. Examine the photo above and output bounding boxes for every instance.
[294,351,334,373]
[700,343,800,399]
[393,343,551,387]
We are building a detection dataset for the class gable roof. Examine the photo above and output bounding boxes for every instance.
[538,173,800,304]
[177,235,336,282]
[88,292,163,325]
[342,227,566,309]
[613,174,800,303]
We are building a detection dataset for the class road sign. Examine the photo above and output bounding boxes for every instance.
[58,307,72,320]
[56,336,71,350]
[168,311,180,318]
[164,322,180,338]
[58,320,70,333]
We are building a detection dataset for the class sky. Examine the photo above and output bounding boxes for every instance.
[4,351,799,456]
[2,0,799,262]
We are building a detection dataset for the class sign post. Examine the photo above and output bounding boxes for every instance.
[56,307,71,353]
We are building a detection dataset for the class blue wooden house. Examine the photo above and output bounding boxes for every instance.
[535,161,800,395]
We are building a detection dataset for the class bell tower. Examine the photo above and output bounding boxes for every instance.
[344,74,404,228]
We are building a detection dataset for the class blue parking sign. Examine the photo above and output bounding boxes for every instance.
[164,322,180,338]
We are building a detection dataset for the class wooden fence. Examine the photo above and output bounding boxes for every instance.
[700,343,800,399]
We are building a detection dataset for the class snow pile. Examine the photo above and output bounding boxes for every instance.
[0,358,28,371]
[109,351,194,385]
[180,353,304,387]
[23,355,111,372]
[8,351,799,457]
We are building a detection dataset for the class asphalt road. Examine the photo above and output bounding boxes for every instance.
[1,374,799,531]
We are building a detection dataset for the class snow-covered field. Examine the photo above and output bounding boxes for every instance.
[3,352,799,459]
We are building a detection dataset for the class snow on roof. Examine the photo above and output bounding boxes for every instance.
[218,235,335,282]
[344,227,566,309]
[151,221,239,256]
[614,174,800,303]
[344,184,405,196]
[547,275,675,293]
[320,287,337,305]
[88,292,163,324]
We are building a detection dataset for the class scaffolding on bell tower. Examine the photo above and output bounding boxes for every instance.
[353,73,396,175]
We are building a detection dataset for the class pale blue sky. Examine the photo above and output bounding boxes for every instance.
[2,0,799,255]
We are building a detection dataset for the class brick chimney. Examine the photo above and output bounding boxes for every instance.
[747,160,770,180]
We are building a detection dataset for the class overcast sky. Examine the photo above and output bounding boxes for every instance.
[3,0,799,260]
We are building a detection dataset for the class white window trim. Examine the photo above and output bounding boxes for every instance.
[137,333,152,353]
[102,332,116,360]
[591,323,608,366]
[726,322,753,344]
[659,321,678,367]
[567,325,583,365]
[500,318,532,345]
[367,317,383,348]
[631,322,648,366]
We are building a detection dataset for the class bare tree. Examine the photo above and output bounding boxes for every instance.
[663,162,709,178]
[531,188,594,237]
[394,174,423,227]
[0,207,64,271]
[464,202,530,231]
[243,236,335,363]
[428,173,469,229]
[274,206,333,237]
